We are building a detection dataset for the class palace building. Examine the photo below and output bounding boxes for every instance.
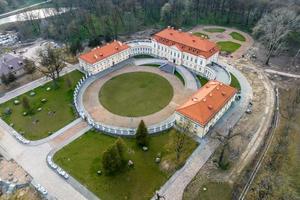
[79,27,219,79]
[175,80,237,137]
[79,40,130,74]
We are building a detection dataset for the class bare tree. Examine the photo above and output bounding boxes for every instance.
[253,8,300,65]
[174,120,194,162]
[212,128,240,170]
[38,45,66,86]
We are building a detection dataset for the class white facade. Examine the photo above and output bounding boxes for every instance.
[175,93,236,138]
[79,39,219,79]
[79,48,131,75]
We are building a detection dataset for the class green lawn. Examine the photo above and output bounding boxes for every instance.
[203,28,226,33]
[229,32,246,42]
[230,73,241,90]
[133,54,154,59]
[193,32,209,39]
[217,41,241,53]
[54,129,198,200]
[141,64,161,67]
[99,72,173,117]
[197,75,209,86]
[0,70,83,140]
[196,182,232,200]
[175,71,185,86]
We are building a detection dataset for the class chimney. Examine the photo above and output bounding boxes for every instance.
[221,91,226,96]
[208,105,213,110]
[167,26,171,29]
[178,29,182,32]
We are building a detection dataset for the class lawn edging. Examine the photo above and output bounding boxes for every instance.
[46,126,97,200]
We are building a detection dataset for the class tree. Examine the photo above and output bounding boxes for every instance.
[115,137,126,161]
[102,144,123,175]
[136,120,149,147]
[23,58,36,74]
[22,96,31,112]
[0,74,9,86]
[174,120,193,162]
[212,128,240,170]
[38,45,66,86]
[253,8,300,65]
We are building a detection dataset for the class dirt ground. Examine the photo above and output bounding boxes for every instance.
[248,42,300,73]
[0,158,31,184]
[0,187,41,200]
[183,57,272,199]
[0,71,43,95]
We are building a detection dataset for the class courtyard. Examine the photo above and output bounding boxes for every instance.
[53,129,198,200]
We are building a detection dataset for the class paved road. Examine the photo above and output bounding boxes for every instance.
[0,118,89,200]
[264,69,300,78]
[0,0,51,18]
[0,64,78,104]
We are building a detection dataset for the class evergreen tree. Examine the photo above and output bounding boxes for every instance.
[102,138,126,175]
[102,145,122,175]
[115,137,126,161]
[136,120,149,147]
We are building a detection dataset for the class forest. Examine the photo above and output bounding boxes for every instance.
[1,0,300,56]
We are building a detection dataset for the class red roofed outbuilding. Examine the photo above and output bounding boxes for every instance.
[175,80,237,137]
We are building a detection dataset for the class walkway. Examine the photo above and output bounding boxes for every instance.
[190,25,254,59]
[211,63,231,84]
[0,64,78,104]
[0,118,90,200]
[153,58,253,200]
[0,0,51,18]
[264,68,300,78]
[133,58,198,91]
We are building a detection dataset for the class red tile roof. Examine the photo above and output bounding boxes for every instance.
[153,27,219,58]
[176,80,237,126]
[79,41,129,64]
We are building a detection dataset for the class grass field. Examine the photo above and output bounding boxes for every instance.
[230,73,241,90]
[217,41,241,53]
[197,75,209,86]
[246,88,300,199]
[99,72,173,117]
[193,32,210,39]
[54,129,198,200]
[141,64,161,67]
[203,28,226,33]
[196,182,232,200]
[133,54,154,59]
[229,32,246,42]
[0,70,83,140]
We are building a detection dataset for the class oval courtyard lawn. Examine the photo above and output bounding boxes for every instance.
[99,72,174,117]
[53,130,198,200]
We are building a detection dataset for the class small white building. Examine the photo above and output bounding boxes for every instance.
[175,80,237,138]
